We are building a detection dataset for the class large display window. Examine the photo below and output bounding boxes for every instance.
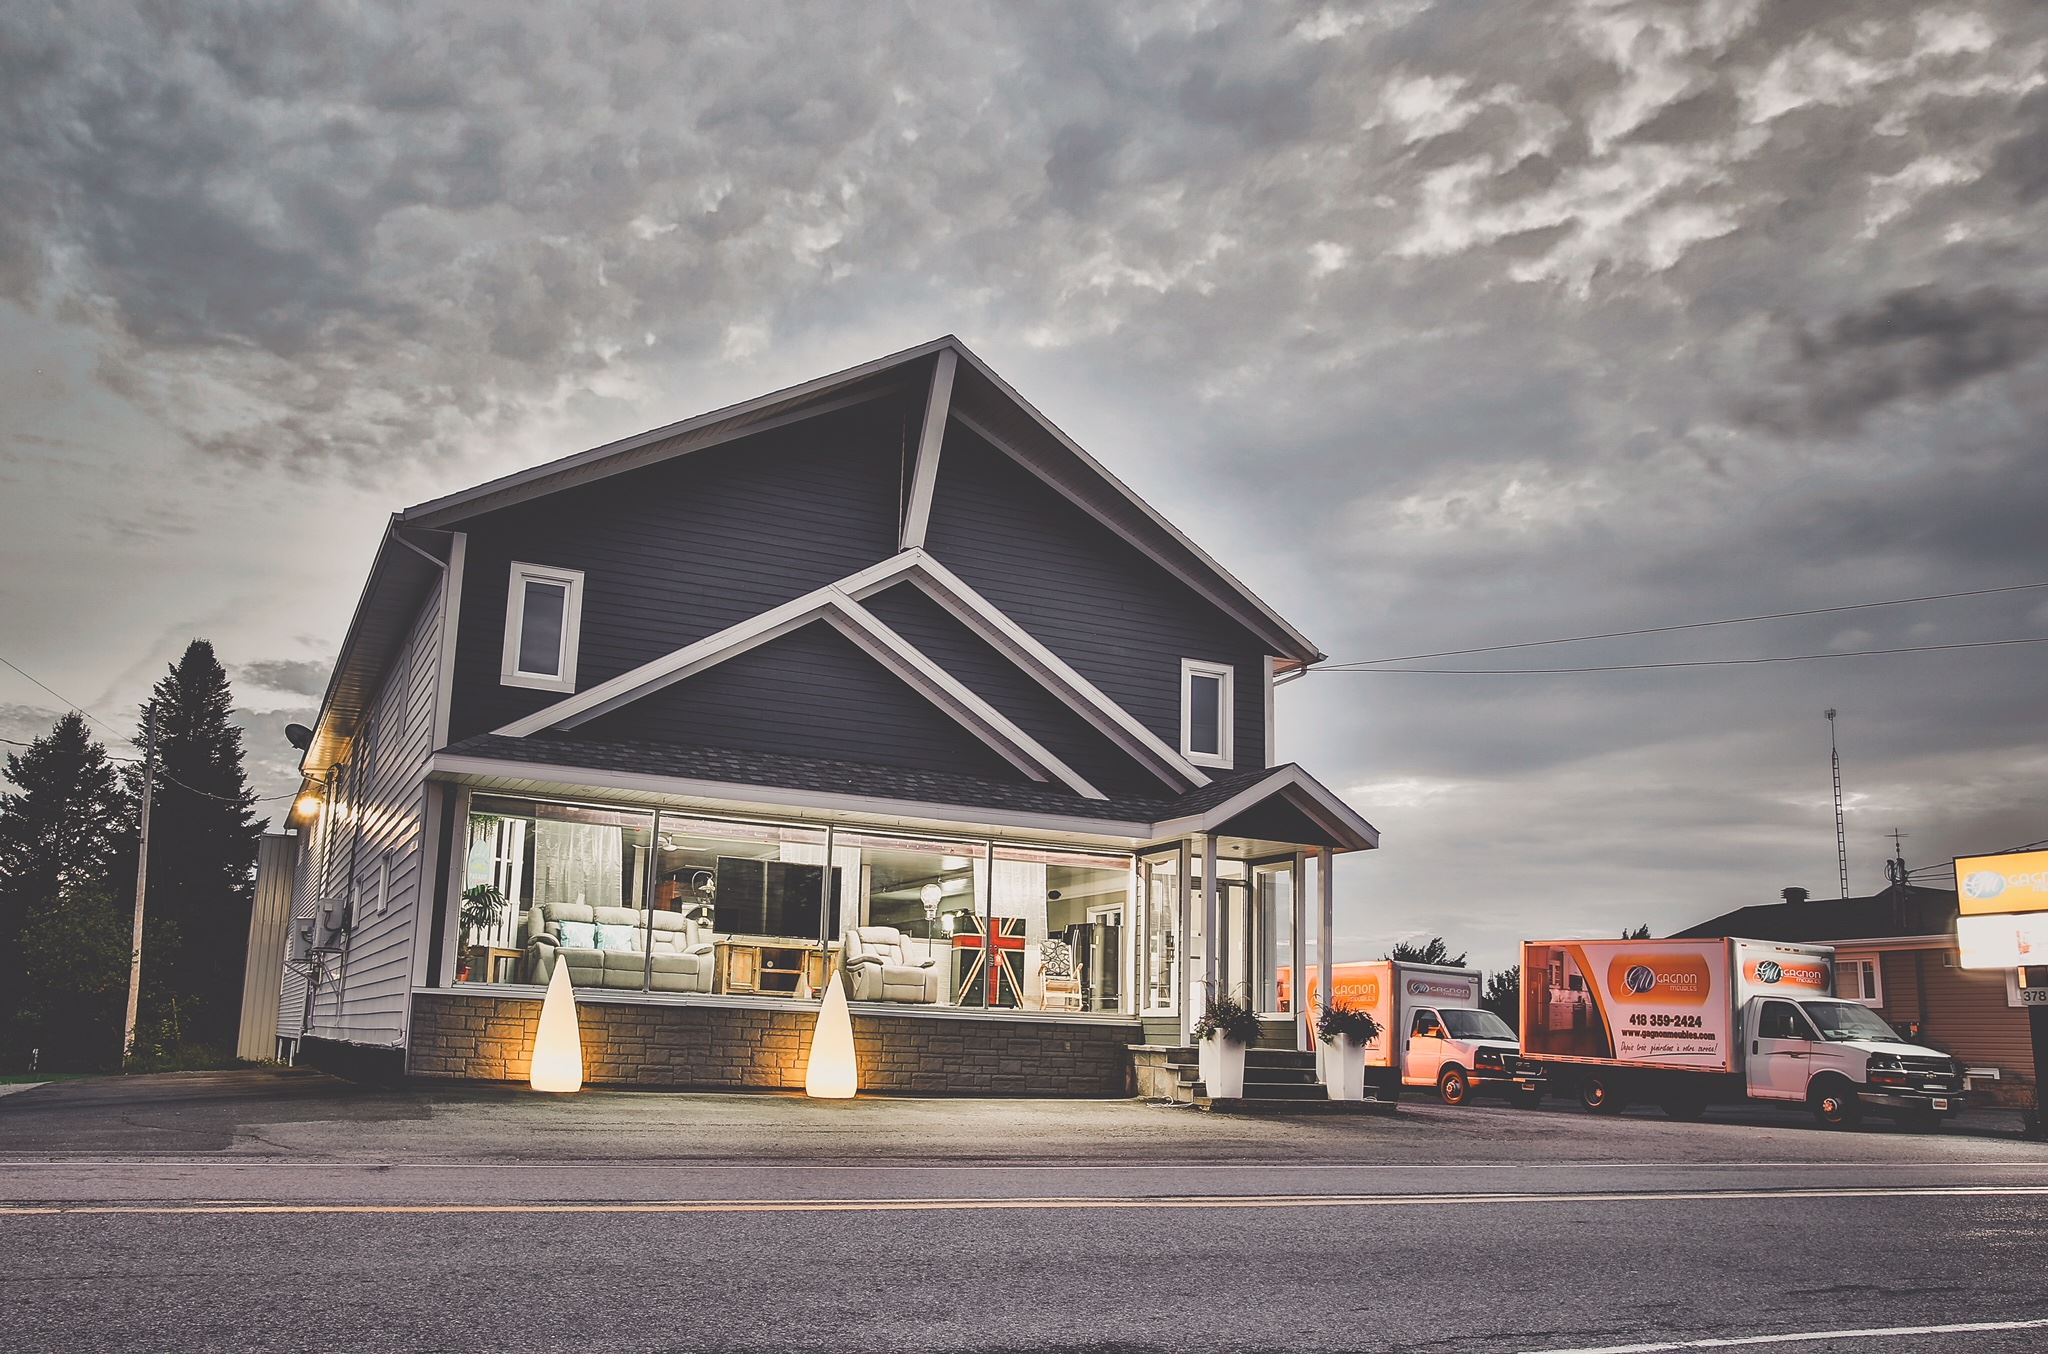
[446,796,1137,1016]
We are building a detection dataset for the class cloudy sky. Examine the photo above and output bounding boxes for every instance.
[4,1,2045,971]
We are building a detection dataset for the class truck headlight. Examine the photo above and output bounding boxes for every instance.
[1865,1053,1901,1072]
[1474,1048,1505,1069]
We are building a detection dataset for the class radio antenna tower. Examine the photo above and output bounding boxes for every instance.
[1826,709,1849,899]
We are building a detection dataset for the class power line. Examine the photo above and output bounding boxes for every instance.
[0,653,295,801]
[1323,580,2048,669]
[1314,635,2048,674]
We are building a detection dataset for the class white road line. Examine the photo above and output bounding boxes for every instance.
[5,1184,2048,1218]
[1526,1317,2048,1352]
[1,1159,2044,1171]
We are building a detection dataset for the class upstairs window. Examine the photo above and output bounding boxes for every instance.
[501,562,584,692]
[1180,658,1234,768]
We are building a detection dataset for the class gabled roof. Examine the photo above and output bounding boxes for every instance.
[1670,885,1960,943]
[399,335,1320,664]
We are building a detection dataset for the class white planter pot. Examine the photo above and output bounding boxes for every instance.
[1199,1034,1246,1099]
[1324,1034,1367,1101]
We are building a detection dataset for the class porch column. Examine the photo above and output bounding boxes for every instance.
[1175,838,1194,1046]
[1292,849,1309,1051]
[1202,833,1220,1007]
[1317,846,1335,1030]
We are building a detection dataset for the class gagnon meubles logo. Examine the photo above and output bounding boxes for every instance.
[1605,950,1714,1005]
[1745,956,1831,990]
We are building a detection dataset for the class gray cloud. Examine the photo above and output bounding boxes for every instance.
[1744,286,2048,434]
[238,659,331,698]
[3,0,2046,969]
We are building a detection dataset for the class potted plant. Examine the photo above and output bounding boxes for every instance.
[1317,1003,1383,1101]
[457,883,507,981]
[1192,992,1260,1099]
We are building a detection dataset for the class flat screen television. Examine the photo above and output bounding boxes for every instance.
[713,858,844,940]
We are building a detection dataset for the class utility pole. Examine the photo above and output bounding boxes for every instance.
[1826,709,1849,899]
[121,701,157,1061]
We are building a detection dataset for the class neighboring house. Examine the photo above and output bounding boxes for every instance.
[263,335,1378,1094]
[1672,884,2035,1105]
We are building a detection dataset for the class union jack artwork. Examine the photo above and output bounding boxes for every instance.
[949,913,1027,1008]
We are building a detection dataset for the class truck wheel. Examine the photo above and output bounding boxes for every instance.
[1659,1096,1707,1121]
[1579,1074,1627,1115]
[1437,1066,1471,1106]
[1809,1077,1861,1129]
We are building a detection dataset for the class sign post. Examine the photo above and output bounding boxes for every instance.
[1953,849,2048,1129]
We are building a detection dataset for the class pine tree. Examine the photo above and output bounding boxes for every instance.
[129,641,266,1053]
[0,712,131,1066]
[1481,965,1521,1033]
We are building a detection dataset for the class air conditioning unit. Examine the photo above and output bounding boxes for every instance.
[318,897,353,945]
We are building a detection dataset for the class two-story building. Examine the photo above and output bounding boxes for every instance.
[268,336,1378,1095]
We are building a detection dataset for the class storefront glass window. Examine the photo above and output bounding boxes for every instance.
[1142,853,1181,1015]
[650,816,839,997]
[458,797,654,989]
[832,831,982,1005]
[1255,861,1296,1016]
[988,846,1131,1014]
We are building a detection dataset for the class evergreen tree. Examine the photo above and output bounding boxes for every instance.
[18,884,132,1071]
[1481,965,1521,1033]
[0,713,130,1066]
[1385,936,1467,967]
[1621,924,1652,940]
[128,641,265,1053]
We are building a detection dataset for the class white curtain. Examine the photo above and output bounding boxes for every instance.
[534,818,623,909]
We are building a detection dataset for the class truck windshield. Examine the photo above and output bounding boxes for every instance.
[1440,1009,1516,1041]
[1800,1000,1903,1043]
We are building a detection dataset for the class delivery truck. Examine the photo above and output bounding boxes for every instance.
[1307,960,1546,1105]
[1521,936,1965,1128]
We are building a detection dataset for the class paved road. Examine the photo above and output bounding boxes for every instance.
[3,1072,2045,1353]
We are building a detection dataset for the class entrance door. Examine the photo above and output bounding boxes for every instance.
[1406,1008,1449,1086]
[1747,998,1816,1100]
[1218,880,1252,1006]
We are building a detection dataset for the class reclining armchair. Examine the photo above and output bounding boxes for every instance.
[842,926,941,1003]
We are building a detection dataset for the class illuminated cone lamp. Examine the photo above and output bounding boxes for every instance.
[804,970,858,1098]
[529,964,584,1093]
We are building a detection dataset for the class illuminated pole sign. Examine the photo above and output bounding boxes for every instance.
[1953,849,2048,970]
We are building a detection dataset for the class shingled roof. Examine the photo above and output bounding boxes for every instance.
[1671,884,1960,942]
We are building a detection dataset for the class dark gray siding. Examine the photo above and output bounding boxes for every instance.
[558,620,1027,781]
[447,395,916,742]
[860,583,1169,796]
[923,424,1270,771]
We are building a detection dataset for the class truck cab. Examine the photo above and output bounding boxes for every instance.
[1405,1005,1547,1106]
[1740,995,1965,1128]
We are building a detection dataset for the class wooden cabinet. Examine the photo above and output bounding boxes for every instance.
[715,940,832,997]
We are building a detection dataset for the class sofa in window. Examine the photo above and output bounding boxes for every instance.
[524,901,715,993]
[841,926,941,1003]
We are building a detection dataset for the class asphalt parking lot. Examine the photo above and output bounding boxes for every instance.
[2,1071,2045,1352]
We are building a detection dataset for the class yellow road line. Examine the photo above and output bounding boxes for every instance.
[5,1184,2048,1217]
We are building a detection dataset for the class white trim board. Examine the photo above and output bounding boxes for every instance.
[498,546,1205,794]
[900,348,955,550]
[493,558,1106,800]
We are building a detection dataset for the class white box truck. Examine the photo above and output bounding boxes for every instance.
[1314,961,1546,1105]
[1521,936,1965,1129]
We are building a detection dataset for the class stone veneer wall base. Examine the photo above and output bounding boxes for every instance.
[408,990,1139,1096]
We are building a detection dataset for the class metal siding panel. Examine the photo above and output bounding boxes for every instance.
[924,424,1270,771]
[560,621,1027,781]
[449,397,914,743]
[859,583,1167,795]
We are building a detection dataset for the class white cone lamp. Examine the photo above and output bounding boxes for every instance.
[805,969,858,1098]
[530,963,584,1093]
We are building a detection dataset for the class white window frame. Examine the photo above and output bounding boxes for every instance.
[1837,951,1882,1006]
[1179,658,1234,769]
[500,562,584,692]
